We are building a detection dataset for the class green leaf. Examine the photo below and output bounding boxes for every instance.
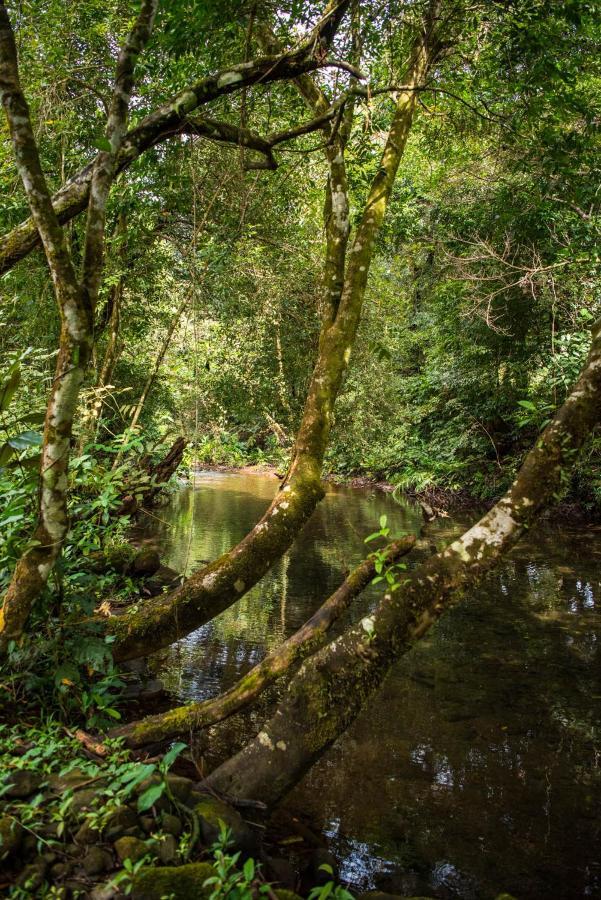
[162,741,187,770]
[0,443,15,466]
[137,781,165,812]
[517,400,536,411]
[379,514,387,529]
[8,430,43,450]
[243,858,255,882]
[0,364,20,412]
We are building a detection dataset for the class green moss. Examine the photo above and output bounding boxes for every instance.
[132,862,215,900]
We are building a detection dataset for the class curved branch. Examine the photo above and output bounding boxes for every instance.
[112,536,416,748]
[0,0,351,276]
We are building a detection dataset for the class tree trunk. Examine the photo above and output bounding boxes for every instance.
[0,0,157,650]
[204,317,601,807]
[112,536,416,747]
[105,4,440,663]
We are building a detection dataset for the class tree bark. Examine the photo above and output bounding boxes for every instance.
[105,4,440,663]
[0,1,157,650]
[112,536,416,747]
[204,317,601,807]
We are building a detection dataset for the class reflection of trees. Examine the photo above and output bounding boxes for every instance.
[286,538,601,898]
[148,477,600,899]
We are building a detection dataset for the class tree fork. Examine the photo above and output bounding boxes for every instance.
[0,1,351,277]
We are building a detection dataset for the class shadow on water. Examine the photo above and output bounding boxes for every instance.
[140,471,601,899]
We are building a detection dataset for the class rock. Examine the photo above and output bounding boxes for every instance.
[194,794,256,855]
[47,768,91,793]
[140,816,155,834]
[158,833,178,864]
[104,805,139,840]
[165,773,194,804]
[90,885,118,900]
[17,860,47,890]
[0,815,23,859]
[161,813,183,836]
[114,836,149,864]
[70,788,99,814]
[131,548,161,577]
[82,845,114,876]
[132,862,215,899]
[87,547,132,574]
[90,884,119,900]
[3,769,43,798]
[141,566,182,598]
[304,847,338,886]
[74,819,101,844]
[267,856,298,889]
[22,832,38,854]
[50,861,71,879]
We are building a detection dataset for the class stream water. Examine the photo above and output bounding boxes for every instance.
[140,470,601,899]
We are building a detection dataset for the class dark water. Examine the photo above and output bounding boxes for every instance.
[141,471,601,899]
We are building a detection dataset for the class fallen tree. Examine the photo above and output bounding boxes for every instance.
[113,535,416,747]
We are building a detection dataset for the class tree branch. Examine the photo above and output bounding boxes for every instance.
[112,536,416,748]
[0,0,351,276]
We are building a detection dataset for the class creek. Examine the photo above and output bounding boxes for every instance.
[139,470,601,899]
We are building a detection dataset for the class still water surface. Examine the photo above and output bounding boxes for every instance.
[142,471,601,899]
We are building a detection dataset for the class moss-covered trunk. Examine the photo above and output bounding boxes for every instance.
[0,0,157,650]
[203,318,601,807]
[112,536,416,747]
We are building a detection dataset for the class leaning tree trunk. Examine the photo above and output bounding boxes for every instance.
[113,536,416,747]
[0,0,158,651]
[105,4,441,663]
[204,317,601,807]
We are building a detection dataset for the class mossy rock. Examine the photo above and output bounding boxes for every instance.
[131,547,161,577]
[194,795,257,854]
[3,768,42,799]
[131,862,215,899]
[0,815,22,860]
[114,835,149,864]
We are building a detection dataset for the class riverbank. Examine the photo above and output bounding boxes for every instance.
[189,462,600,524]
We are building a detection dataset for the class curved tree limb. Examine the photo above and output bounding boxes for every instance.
[204,316,601,807]
[113,535,416,748]
[0,1,351,276]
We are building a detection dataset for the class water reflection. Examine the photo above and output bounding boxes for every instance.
[142,471,601,899]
